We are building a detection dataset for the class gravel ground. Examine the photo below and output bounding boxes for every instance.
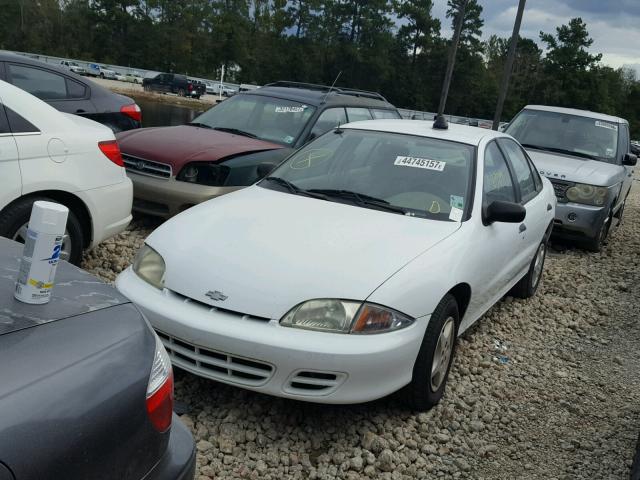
[83,181,640,479]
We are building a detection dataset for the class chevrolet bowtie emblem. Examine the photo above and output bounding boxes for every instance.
[205,290,228,301]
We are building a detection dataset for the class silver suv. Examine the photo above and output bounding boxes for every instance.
[506,105,637,251]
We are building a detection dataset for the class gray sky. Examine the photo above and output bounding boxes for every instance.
[431,0,640,75]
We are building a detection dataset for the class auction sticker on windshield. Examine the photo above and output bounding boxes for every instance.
[394,156,446,171]
[595,120,618,130]
[275,106,307,113]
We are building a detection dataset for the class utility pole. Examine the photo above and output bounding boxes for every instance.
[219,64,226,101]
[434,0,468,129]
[492,0,526,130]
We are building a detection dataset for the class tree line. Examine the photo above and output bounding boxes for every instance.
[1,0,639,136]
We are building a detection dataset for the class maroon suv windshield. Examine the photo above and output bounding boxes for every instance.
[192,95,316,146]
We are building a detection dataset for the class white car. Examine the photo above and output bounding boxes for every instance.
[0,80,133,264]
[59,60,86,75]
[116,120,555,409]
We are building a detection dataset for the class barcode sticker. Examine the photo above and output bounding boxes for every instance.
[394,156,446,171]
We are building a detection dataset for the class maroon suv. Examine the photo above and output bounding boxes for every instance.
[117,81,400,218]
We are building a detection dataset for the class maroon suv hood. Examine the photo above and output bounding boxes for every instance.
[116,125,283,170]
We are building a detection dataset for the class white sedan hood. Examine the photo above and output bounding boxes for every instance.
[147,186,460,319]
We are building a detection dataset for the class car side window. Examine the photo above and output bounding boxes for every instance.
[346,107,373,123]
[371,109,401,119]
[66,78,87,99]
[483,141,516,204]
[527,151,543,192]
[0,104,10,134]
[310,108,347,139]
[4,106,40,133]
[619,124,630,160]
[8,64,68,100]
[498,138,538,203]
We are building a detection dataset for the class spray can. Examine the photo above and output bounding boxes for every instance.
[14,201,69,304]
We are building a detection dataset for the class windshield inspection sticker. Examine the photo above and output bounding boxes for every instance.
[394,156,446,171]
[450,195,464,210]
[595,120,618,131]
[449,206,463,222]
[275,105,307,113]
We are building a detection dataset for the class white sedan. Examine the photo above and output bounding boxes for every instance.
[0,80,132,264]
[117,120,555,410]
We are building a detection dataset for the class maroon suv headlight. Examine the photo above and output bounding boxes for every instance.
[176,150,289,187]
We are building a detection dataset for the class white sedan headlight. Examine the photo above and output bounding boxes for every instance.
[133,245,165,289]
[280,299,414,334]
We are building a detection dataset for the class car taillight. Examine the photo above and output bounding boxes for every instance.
[146,335,174,433]
[98,140,124,167]
[188,84,193,91]
[120,103,142,122]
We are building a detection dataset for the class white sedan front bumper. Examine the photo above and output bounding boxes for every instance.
[116,268,429,404]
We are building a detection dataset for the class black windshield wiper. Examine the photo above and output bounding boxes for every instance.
[187,122,213,129]
[263,177,328,200]
[521,144,597,160]
[307,189,406,215]
[213,127,258,139]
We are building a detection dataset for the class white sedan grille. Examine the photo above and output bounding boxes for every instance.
[155,330,274,386]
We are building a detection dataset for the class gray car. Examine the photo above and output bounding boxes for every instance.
[506,105,637,251]
[0,237,195,480]
[0,52,141,132]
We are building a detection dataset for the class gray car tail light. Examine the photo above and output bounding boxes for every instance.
[146,334,174,433]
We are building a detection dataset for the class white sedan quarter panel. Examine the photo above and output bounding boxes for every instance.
[10,117,125,194]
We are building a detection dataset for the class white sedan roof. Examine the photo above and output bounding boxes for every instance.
[524,105,626,124]
[343,119,506,146]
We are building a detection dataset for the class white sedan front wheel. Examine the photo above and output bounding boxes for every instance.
[403,294,459,411]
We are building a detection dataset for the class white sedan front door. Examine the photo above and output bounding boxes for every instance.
[498,138,549,272]
[461,140,522,331]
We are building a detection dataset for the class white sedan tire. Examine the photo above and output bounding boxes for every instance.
[510,240,546,299]
[0,197,85,265]
[403,294,459,411]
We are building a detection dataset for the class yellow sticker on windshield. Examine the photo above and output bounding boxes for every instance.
[394,156,446,171]
[428,201,441,214]
[290,149,332,169]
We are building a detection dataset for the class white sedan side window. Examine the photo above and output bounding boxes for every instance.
[483,142,516,204]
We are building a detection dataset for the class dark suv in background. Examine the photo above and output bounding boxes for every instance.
[117,81,401,218]
[143,73,206,99]
[0,52,141,132]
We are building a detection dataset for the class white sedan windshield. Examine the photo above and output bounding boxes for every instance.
[263,129,474,221]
